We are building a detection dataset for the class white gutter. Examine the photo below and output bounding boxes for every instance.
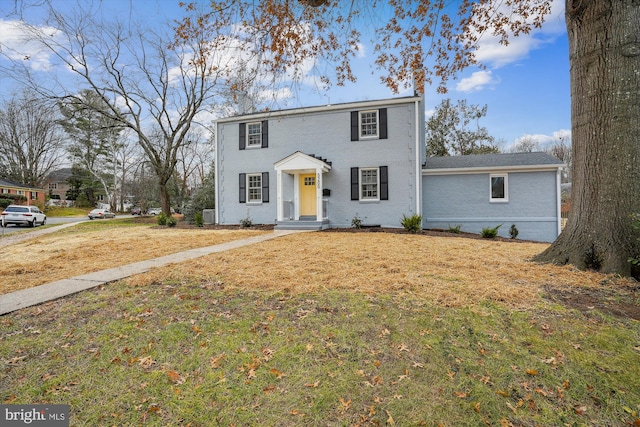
[422,164,564,175]
[215,96,423,123]
[556,167,563,237]
[214,128,220,225]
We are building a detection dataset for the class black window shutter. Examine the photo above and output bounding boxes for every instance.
[350,111,359,141]
[351,167,359,200]
[379,166,389,200]
[261,120,269,148]
[239,123,246,150]
[379,108,388,139]
[261,172,269,203]
[239,173,246,203]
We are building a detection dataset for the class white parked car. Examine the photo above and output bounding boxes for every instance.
[88,208,116,220]
[147,208,162,215]
[1,205,47,227]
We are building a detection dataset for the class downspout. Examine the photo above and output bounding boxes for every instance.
[415,97,422,217]
[214,126,220,225]
[556,167,562,238]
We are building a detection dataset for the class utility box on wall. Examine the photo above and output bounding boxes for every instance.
[202,209,215,225]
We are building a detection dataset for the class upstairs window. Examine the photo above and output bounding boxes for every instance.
[359,111,379,138]
[247,122,262,147]
[351,108,388,141]
[490,174,508,202]
[239,121,269,149]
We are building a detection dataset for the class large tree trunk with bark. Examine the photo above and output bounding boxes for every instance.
[535,0,640,278]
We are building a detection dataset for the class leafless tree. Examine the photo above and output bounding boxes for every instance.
[6,5,230,215]
[0,91,66,187]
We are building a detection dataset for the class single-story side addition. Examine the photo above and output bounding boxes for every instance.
[422,153,565,242]
[214,96,564,242]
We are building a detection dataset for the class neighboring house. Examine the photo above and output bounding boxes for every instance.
[215,96,565,242]
[43,168,73,202]
[0,178,46,210]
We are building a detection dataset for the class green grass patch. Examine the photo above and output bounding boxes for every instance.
[1,281,638,426]
[44,206,90,217]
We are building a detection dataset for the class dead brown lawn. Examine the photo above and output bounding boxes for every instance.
[0,227,268,294]
[125,231,636,309]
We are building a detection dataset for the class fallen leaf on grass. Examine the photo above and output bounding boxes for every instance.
[166,370,185,385]
[210,353,226,368]
[138,356,155,368]
[496,389,510,397]
[304,381,320,388]
[385,410,395,425]
[574,405,588,415]
[269,368,286,379]
[455,391,468,398]
[339,397,352,412]
[525,369,538,376]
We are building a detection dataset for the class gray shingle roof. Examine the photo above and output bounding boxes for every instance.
[424,152,564,170]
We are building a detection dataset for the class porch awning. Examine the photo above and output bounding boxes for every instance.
[274,151,332,174]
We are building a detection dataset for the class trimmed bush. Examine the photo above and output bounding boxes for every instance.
[157,213,168,226]
[194,211,204,227]
[481,224,502,238]
[448,224,462,234]
[401,214,423,233]
[351,213,363,229]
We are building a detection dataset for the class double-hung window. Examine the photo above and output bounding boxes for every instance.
[351,166,388,201]
[360,168,379,200]
[239,172,270,204]
[359,110,379,139]
[246,122,262,147]
[239,121,269,149]
[247,174,262,202]
[350,108,388,141]
[490,174,508,202]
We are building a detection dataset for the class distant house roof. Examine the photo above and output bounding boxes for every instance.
[46,168,73,182]
[0,178,40,190]
[423,152,564,174]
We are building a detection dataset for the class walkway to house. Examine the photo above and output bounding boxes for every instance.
[0,227,306,315]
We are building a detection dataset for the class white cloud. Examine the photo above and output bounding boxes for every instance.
[472,0,566,68]
[456,70,498,92]
[0,19,61,71]
[508,129,571,150]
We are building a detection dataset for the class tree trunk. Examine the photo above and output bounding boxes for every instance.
[159,181,172,216]
[535,0,640,278]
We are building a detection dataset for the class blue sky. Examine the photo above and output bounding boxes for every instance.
[0,0,571,149]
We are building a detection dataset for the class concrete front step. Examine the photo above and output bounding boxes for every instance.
[275,220,328,230]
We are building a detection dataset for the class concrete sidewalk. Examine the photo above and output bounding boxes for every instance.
[0,230,304,315]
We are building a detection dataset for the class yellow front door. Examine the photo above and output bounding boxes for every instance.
[299,174,317,217]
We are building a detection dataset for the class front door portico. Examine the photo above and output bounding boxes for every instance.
[274,152,332,222]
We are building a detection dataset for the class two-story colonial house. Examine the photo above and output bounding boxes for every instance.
[215,96,564,242]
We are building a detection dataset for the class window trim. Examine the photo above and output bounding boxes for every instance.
[246,121,263,148]
[358,110,379,139]
[246,173,263,203]
[360,167,380,201]
[489,174,509,203]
